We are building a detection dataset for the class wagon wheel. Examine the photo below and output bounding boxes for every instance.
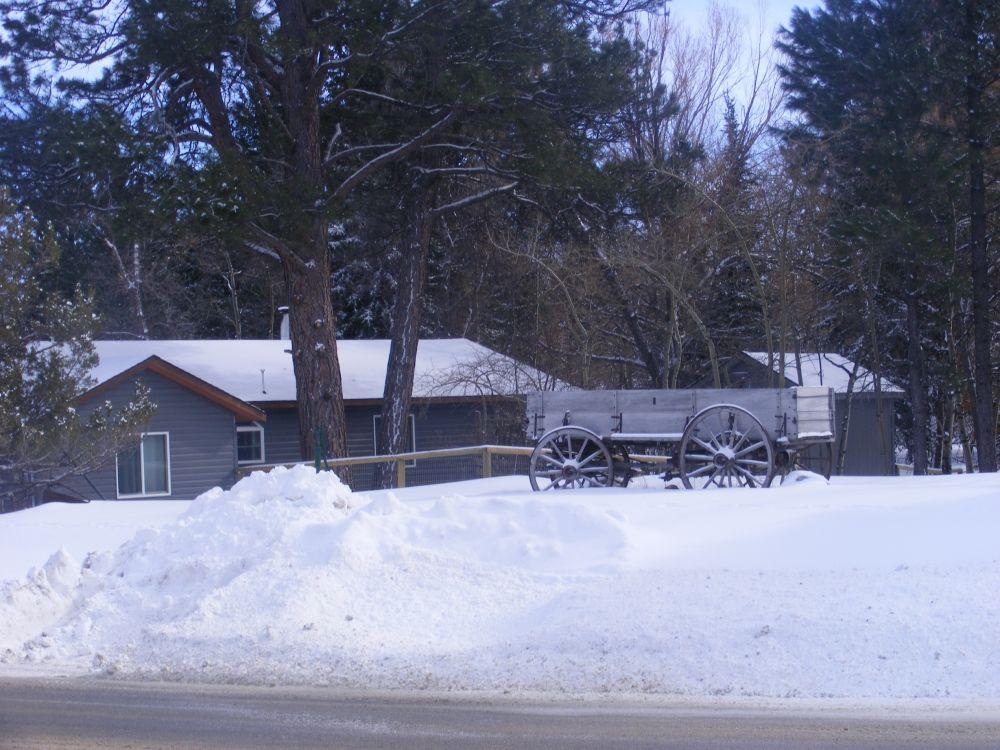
[779,442,834,482]
[678,404,776,489]
[529,427,615,491]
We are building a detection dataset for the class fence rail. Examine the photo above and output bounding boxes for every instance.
[236,444,536,487]
[894,463,964,476]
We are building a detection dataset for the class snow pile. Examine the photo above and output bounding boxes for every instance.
[0,549,80,653]
[2,465,353,670]
[2,469,999,699]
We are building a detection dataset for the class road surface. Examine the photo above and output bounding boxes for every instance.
[1,676,998,749]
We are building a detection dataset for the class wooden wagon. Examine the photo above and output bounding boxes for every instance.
[525,387,836,490]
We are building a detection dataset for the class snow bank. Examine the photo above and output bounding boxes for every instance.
[0,549,80,652]
[1,468,998,699]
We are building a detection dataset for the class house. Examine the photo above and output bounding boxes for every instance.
[60,338,551,501]
[717,351,904,475]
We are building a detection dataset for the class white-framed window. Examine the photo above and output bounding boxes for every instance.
[373,413,416,467]
[116,432,171,498]
[236,423,266,465]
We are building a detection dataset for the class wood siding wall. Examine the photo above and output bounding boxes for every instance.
[834,396,896,476]
[62,372,237,501]
[259,401,509,490]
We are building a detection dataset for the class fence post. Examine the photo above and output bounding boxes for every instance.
[313,427,328,472]
[482,446,492,479]
[395,458,406,488]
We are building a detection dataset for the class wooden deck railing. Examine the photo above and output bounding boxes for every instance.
[236,444,535,487]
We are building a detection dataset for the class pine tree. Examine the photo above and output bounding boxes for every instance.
[0,191,154,511]
[778,0,959,474]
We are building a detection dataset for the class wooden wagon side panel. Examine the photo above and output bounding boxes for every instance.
[614,390,695,436]
[527,390,617,437]
[690,389,787,440]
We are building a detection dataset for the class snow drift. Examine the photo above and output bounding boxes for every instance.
[2,466,998,699]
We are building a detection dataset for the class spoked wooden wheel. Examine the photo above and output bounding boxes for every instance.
[529,427,614,491]
[780,442,834,482]
[678,404,776,489]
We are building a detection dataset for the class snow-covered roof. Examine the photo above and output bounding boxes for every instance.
[742,352,904,394]
[85,339,550,403]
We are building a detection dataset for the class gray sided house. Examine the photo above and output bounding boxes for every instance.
[60,339,547,501]
[715,352,904,475]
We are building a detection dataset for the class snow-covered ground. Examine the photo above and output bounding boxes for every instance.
[0,500,187,582]
[1,468,998,700]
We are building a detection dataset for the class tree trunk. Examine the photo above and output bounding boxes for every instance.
[376,182,436,488]
[940,394,954,474]
[277,43,351,478]
[932,397,943,470]
[957,324,981,472]
[223,251,242,339]
[964,13,997,471]
[103,235,149,338]
[285,244,348,471]
[906,292,929,475]
[836,359,860,476]
[793,338,804,389]
[957,406,976,472]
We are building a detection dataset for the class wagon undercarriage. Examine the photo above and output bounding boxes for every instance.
[526,388,836,491]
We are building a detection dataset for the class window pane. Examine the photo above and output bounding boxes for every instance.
[117,445,142,496]
[142,434,168,493]
[237,430,262,463]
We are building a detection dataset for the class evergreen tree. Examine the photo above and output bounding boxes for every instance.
[926,0,999,471]
[0,191,153,511]
[778,0,959,473]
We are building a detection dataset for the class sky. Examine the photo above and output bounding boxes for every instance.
[666,0,821,40]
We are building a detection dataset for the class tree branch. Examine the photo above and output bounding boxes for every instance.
[333,110,457,198]
[432,181,518,216]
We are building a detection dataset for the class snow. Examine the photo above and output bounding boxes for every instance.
[83,338,551,403]
[0,500,186,582]
[744,352,904,394]
[1,468,998,699]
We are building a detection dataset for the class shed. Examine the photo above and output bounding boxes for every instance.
[720,352,904,475]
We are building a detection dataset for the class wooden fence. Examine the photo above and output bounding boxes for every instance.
[894,463,964,476]
[236,444,535,487]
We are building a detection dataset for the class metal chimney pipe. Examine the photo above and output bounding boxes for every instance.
[278,305,290,340]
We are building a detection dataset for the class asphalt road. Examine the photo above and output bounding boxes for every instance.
[1,677,998,750]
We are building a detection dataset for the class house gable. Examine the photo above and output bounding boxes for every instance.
[63,370,242,501]
[78,355,266,422]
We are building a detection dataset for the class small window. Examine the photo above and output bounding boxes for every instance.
[373,413,416,467]
[116,433,170,498]
[237,424,265,464]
